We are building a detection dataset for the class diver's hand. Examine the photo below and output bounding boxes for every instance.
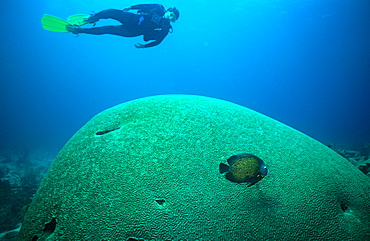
[134,43,146,49]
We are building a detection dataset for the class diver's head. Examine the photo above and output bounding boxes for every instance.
[165,7,179,22]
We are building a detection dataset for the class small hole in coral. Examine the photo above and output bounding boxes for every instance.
[340,203,349,212]
[43,217,56,233]
[155,199,166,205]
[32,217,56,240]
[127,237,145,241]
[95,127,120,136]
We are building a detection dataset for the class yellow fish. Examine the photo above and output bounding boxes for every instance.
[219,153,268,186]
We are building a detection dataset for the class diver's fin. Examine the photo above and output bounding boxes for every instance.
[41,14,71,33]
[67,14,91,26]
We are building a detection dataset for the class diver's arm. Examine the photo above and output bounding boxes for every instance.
[135,30,168,48]
[136,40,161,48]
[134,40,162,48]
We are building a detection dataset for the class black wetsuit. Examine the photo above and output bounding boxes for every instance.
[76,4,172,48]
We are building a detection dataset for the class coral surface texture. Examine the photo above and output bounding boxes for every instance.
[17,95,370,240]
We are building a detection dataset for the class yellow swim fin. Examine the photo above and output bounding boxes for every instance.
[41,14,71,33]
[67,14,91,26]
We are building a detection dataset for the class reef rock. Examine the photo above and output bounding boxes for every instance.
[17,95,370,240]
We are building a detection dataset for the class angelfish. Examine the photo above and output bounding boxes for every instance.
[219,153,269,187]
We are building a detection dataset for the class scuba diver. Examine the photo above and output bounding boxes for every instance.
[41,4,179,48]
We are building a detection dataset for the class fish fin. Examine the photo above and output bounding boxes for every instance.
[246,176,263,187]
[225,172,241,183]
[219,163,229,174]
[226,154,240,166]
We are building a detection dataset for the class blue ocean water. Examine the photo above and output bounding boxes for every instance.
[0,0,369,152]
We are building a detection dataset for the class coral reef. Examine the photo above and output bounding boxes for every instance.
[329,143,370,176]
[0,148,52,240]
[17,95,370,240]
[0,168,41,235]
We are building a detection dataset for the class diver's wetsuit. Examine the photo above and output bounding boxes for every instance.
[74,4,172,48]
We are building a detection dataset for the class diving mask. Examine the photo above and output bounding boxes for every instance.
[165,11,177,22]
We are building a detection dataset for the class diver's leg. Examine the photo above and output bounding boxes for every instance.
[70,25,141,37]
[87,9,135,24]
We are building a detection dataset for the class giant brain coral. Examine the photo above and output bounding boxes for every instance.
[17,95,370,240]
